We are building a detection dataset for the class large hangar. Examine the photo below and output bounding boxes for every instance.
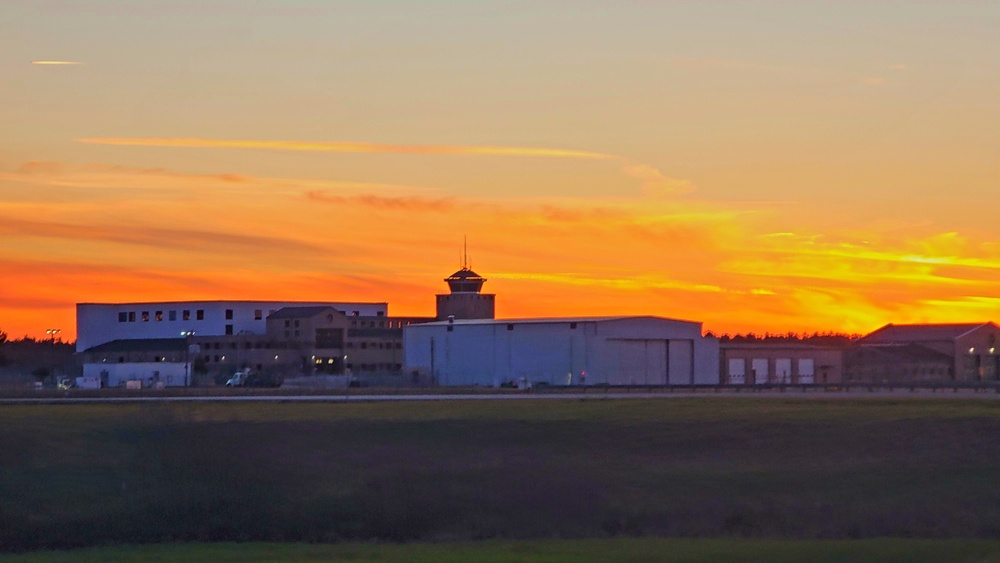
[403,316,719,387]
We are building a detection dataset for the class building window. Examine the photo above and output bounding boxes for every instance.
[294,330,300,337]
[570,322,577,329]
[447,326,453,332]
[395,343,402,349]
[168,310,177,321]
[225,325,233,335]
[507,324,514,331]
[196,310,205,320]
[128,312,136,322]
[284,331,290,338]
[352,311,359,317]
[294,320,300,327]
[285,320,291,328]
[118,312,127,323]
[141,311,149,322]
[377,311,384,316]
[118,356,125,363]
[254,309,262,320]
[360,342,368,349]
[225,309,234,320]
[183,310,190,321]
[155,311,163,322]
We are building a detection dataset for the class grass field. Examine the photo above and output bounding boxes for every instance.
[6,539,1000,563]
[3,398,1000,553]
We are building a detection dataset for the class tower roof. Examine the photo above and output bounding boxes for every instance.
[444,267,486,293]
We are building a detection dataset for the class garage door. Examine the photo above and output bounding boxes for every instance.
[605,339,668,385]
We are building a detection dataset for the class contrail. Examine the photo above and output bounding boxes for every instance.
[32,60,83,65]
[75,137,616,160]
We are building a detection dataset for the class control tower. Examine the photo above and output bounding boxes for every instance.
[435,242,495,320]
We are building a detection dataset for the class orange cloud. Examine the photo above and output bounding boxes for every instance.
[0,214,327,256]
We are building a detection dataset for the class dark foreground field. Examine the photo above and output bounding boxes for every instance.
[7,539,1000,563]
[3,398,1000,554]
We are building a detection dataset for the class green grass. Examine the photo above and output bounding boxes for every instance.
[6,539,1000,563]
[3,399,1000,552]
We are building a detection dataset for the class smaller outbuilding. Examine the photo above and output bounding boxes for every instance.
[79,338,191,388]
[720,343,843,385]
[403,316,719,387]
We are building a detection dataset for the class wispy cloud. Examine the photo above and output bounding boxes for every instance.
[621,163,694,196]
[76,137,616,160]
[306,191,456,212]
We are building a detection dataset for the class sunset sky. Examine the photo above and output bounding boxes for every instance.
[2,1,999,341]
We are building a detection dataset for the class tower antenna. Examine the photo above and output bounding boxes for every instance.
[463,235,468,269]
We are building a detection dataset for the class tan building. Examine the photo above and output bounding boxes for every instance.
[720,343,843,385]
[191,306,434,379]
[844,344,953,384]
[850,322,1000,382]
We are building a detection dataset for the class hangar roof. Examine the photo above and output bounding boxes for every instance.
[82,338,187,354]
[861,322,995,343]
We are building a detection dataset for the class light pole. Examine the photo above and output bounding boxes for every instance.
[45,328,61,342]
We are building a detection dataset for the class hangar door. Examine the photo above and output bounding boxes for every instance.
[604,339,695,385]
[605,339,668,385]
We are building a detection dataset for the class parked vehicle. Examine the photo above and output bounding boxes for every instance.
[225,369,283,388]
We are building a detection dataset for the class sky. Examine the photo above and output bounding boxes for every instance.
[1,1,999,341]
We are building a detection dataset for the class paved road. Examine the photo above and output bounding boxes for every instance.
[3,389,999,404]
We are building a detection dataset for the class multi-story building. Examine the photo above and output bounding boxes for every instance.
[76,300,388,352]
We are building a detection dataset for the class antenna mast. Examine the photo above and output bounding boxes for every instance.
[463,235,468,269]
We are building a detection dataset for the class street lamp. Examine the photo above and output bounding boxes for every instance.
[45,328,61,341]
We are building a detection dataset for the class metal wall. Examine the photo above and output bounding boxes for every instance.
[404,317,719,386]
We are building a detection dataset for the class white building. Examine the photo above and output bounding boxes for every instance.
[403,316,720,387]
[76,300,388,352]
